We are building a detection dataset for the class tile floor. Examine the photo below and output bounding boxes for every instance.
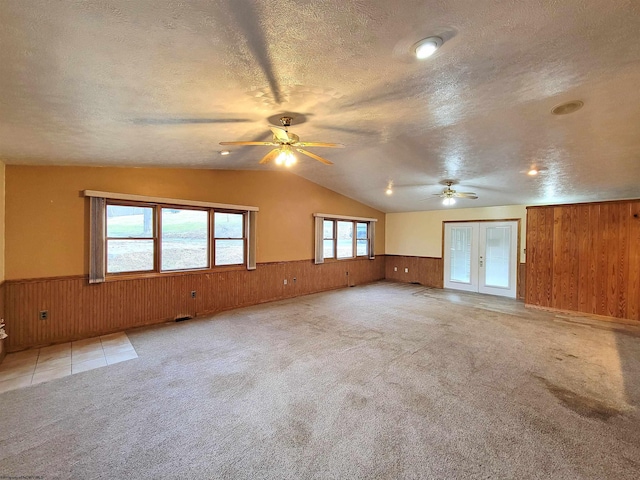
[0,332,137,394]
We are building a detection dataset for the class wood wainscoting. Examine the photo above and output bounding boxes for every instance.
[385,255,444,288]
[0,281,5,362]
[385,255,527,300]
[526,200,640,322]
[4,256,385,351]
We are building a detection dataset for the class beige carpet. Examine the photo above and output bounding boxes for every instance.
[1,281,639,479]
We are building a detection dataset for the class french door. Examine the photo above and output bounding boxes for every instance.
[443,221,518,298]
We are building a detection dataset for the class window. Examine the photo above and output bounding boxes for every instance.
[106,204,155,273]
[214,212,245,266]
[356,222,369,257]
[323,220,335,259]
[86,190,258,282]
[313,214,376,264]
[161,208,209,271]
[336,221,354,259]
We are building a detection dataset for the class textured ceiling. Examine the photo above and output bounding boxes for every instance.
[1,0,639,212]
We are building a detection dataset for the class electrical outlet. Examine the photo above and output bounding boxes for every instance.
[404,268,409,273]
[191,291,196,298]
[394,266,398,272]
[39,310,48,320]
[284,279,287,285]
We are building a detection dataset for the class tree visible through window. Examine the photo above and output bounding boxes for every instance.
[106,205,155,273]
[104,201,247,275]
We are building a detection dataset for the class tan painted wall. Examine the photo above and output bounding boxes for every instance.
[386,205,527,262]
[5,166,385,280]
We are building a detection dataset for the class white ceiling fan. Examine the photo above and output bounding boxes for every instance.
[220,116,344,166]
[434,181,478,205]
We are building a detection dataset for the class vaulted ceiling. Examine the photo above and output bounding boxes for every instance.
[1,0,639,212]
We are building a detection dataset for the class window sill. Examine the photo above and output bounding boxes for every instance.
[105,265,247,282]
[321,256,371,263]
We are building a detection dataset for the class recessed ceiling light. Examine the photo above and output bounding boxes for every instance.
[414,36,443,59]
[551,100,584,115]
[220,150,231,156]
[522,166,548,175]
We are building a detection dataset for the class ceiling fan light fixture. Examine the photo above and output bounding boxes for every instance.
[527,169,539,176]
[414,36,443,59]
[385,187,393,196]
[276,147,296,167]
[219,150,230,156]
[443,197,456,206]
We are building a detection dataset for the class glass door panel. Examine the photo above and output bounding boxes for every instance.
[450,226,473,283]
[484,226,511,288]
[444,223,479,293]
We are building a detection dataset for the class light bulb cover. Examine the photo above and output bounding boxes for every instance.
[385,188,393,196]
[414,36,443,59]
[277,147,296,167]
[442,197,456,206]
[527,169,538,176]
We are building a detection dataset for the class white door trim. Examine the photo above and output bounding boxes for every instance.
[443,220,519,298]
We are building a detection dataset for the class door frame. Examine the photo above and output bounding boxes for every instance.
[442,218,522,297]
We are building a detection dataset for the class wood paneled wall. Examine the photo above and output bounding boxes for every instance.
[385,255,444,288]
[386,256,526,300]
[0,282,5,362]
[517,263,526,301]
[5,257,385,351]
[526,200,640,322]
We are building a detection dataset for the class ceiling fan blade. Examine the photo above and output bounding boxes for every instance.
[259,149,281,164]
[269,126,291,143]
[219,141,278,146]
[296,148,334,165]
[432,193,446,197]
[455,192,478,199]
[133,118,250,125]
[296,142,345,148]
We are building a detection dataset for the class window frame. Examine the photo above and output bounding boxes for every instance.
[336,220,355,260]
[103,199,248,278]
[313,213,376,264]
[159,205,211,273]
[105,201,158,275]
[213,209,247,267]
[355,221,369,258]
[323,219,336,259]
